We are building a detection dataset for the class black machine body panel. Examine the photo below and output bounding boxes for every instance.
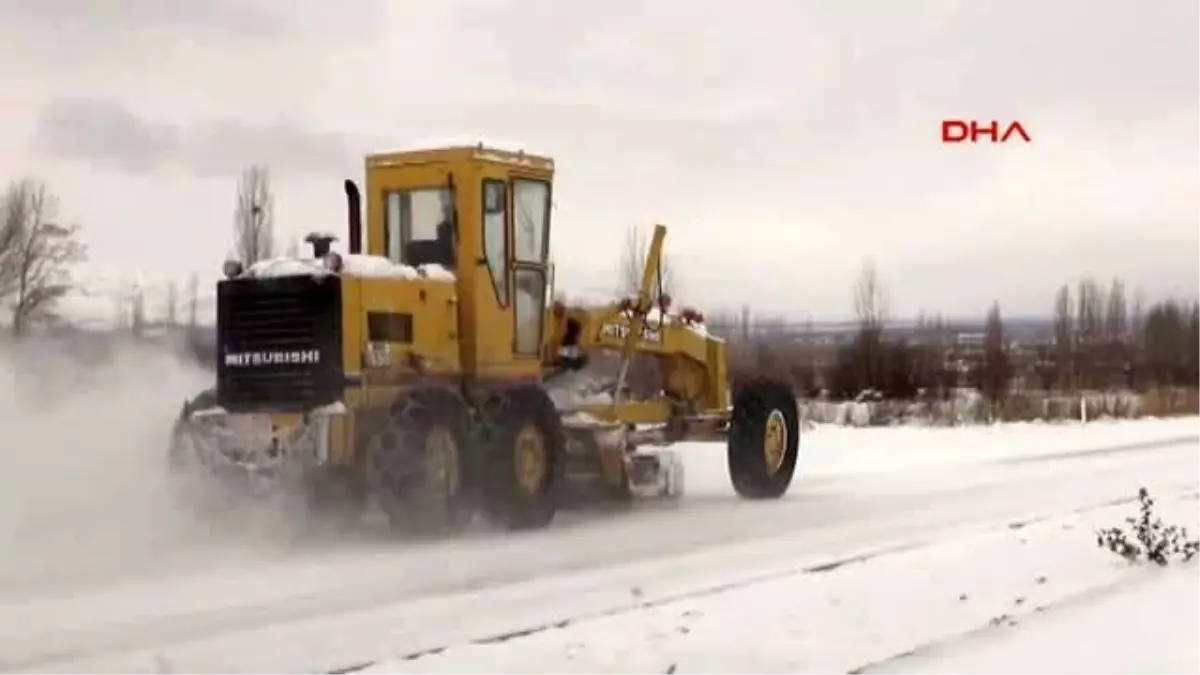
[215,274,344,412]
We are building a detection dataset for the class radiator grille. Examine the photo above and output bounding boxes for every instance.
[216,274,343,411]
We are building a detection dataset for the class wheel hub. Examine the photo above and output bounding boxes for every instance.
[514,425,547,495]
[763,409,788,476]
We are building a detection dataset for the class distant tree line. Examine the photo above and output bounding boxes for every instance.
[3,171,1195,420]
[712,263,1199,407]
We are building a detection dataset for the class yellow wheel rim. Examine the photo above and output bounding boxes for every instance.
[763,409,788,476]
[514,425,547,495]
[424,427,460,496]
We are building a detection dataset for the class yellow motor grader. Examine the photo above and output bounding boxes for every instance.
[169,143,800,532]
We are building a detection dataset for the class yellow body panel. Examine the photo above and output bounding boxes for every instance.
[541,224,732,421]
[548,307,731,414]
[339,275,461,379]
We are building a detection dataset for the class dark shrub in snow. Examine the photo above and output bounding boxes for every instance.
[1096,488,1199,566]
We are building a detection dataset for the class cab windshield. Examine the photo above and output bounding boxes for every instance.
[384,186,455,267]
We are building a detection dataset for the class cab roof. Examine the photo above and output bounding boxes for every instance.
[366,144,555,172]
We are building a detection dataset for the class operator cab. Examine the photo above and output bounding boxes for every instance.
[347,143,556,377]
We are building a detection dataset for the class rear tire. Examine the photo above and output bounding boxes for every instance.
[477,385,564,530]
[727,378,799,499]
[365,387,475,535]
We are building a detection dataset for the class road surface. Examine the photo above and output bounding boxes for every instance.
[1,419,1196,673]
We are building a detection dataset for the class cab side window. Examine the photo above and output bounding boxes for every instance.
[482,179,509,305]
[384,187,456,267]
[513,179,550,263]
[512,179,551,356]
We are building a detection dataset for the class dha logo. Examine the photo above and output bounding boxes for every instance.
[941,119,1032,144]
[224,349,321,367]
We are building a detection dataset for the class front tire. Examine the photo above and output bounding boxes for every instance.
[365,387,475,535]
[727,378,800,499]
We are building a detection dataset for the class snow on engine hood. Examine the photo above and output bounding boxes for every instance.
[241,255,455,282]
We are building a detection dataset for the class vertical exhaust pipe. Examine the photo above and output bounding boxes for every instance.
[344,179,362,255]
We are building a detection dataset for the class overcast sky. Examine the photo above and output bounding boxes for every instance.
[1,0,1196,322]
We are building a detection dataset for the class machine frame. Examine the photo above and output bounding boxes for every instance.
[170,143,800,533]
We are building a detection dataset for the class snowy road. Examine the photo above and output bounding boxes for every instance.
[1,417,1197,673]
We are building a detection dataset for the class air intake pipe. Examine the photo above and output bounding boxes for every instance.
[344,179,363,255]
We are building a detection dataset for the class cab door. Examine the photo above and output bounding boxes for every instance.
[509,177,552,363]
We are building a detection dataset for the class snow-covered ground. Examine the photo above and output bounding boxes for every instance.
[880,565,1200,674]
[364,495,1199,674]
[0,353,1196,675]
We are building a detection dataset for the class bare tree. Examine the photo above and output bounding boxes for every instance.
[1130,288,1145,345]
[1076,278,1102,341]
[1143,299,1189,387]
[1075,277,1105,387]
[846,260,889,395]
[853,260,888,331]
[164,280,179,326]
[618,223,675,301]
[110,289,126,329]
[1053,284,1074,389]
[981,300,1012,417]
[232,164,276,265]
[0,179,86,336]
[130,283,146,337]
[1128,287,1146,389]
[185,273,200,328]
[1103,278,1128,343]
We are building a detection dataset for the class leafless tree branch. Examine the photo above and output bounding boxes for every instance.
[853,259,888,330]
[165,279,179,326]
[232,164,275,265]
[0,178,87,336]
[185,273,200,328]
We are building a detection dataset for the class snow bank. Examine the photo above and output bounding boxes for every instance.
[367,494,1200,674]
[676,415,1200,496]
[799,389,1160,428]
[795,416,1199,474]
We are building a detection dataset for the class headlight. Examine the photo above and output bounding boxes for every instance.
[324,251,344,273]
[223,259,244,279]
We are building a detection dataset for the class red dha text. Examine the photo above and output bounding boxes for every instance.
[941,120,1032,144]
